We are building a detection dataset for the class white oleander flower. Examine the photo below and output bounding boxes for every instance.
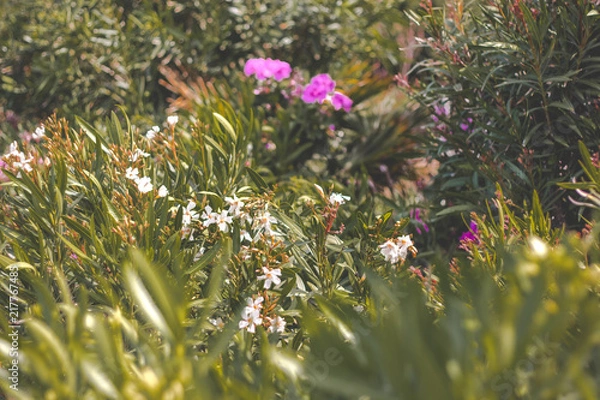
[125,167,139,181]
[167,115,179,126]
[146,126,160,139]
[136,176,153,194]
[157,185,169,198]
[255,210,277,236]
[266,315,286,334]
[130,148,150,162]
[257,266,282,289]
[225,195,245,217]
[182,200,199,226]
[33,125,46,141]
[215,209,233,233]
[329,192,350,206]
[239,309,262,333]
[379,235,414,264]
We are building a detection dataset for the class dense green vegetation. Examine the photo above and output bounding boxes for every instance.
[1,0,599,399]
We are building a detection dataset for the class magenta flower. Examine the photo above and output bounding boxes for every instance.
[331,91,353,112]
[459,220,479,243]
[265,58,292,81]
[301,73,336,103]
[244,58,263,77]
[244,58,292,81]
[459,118,473,132]
[410,208,430,235]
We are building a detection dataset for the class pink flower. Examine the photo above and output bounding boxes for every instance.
[265,58,292,81]
[331,91,353,112]
[0,160,8,183]
[244,58,292,81]
[301,73,336,103]
[459,221,479,243]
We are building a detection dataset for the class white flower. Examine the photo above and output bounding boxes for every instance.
[329,192,350,206]
[397,234,413,250]
[239,309,262,333]
[239,296,264,333]
[243,296,264,316]
[225,195,245,217]
[257,266,282,289]
[215,209,233,233]
[130,148,150,162]
[379,239,400,264]
[8,141,20,156]
[255,210,277,236]
[136,176,153,193]
[193,247,206,262]
[239,211,252,226]
[167,115,179,126]
[33,125,46,141]
[182,200,199,226]
[157,185,169,198]
[240,229,253,243]
[209,317,225,330]
[125,167,139,181]
[146,126,160,139]
[201,205,218,227]
[266,315,286,334]
[181,225,193,240]
[379,235,414,264]
[6,141,34,172]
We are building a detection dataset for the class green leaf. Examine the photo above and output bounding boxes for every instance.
[213,112,237,142]
[246,167,269,190]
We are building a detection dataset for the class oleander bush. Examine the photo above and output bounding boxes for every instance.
[1,0,600,399]
[407,0,600,234]
[0,0,416,136]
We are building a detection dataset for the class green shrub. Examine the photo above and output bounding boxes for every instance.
[408,0,600,229]
[0,0,416,136]
[0,106,421,398]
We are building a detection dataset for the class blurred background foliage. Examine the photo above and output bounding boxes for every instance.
[408,0,600,246]
[0,0,418,130]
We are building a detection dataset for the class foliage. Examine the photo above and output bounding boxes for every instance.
[0,107,420,398]
[303,226,600,399]
[1,1,600,398]
[0,0,416,136]
[408,0,600,228]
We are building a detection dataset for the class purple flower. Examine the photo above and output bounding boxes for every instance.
[410,208,430,235]
[460,118,473,132]
[301,73,336,103]
[433,103,449,117]
[331,91,353,112]
[459,220,479,243]
[244,58,264,77]
[265,59,292,81]
[244,58,292,81]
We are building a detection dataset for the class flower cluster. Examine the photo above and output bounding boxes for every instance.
[379,235,415,265]
[3,142,35,174]
[301,73,353,112]
[244,58,292,81]
[243,59,352,112]
[238,296,285,334]
[185,195,280,243]
[124,166,154,194]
